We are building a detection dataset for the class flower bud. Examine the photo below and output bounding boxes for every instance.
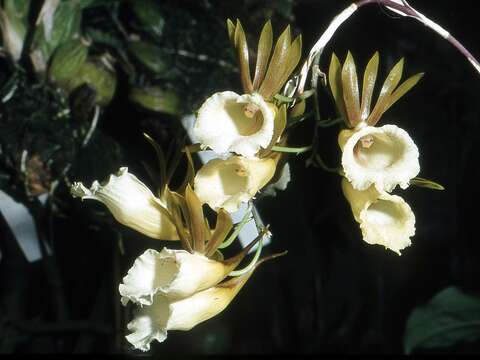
[342,178,415,255]
[193,91,276,157]
[71,167,178,241]
[194,156,276,212]
[340,124,420,192]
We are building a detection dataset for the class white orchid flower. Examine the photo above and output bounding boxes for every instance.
[341,178,415,255]
[71,167,178,240]
[193,155,276,212]
[119,247,245,305]
[125,263,258,351]
[339,123,420,192]
[193,91,276,158]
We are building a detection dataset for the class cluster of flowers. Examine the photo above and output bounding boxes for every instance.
[331,51,424,255]
[70,20,298,351]
[70,19,431,351]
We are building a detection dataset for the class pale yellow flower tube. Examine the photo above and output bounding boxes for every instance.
[341,178,415,255]
[125,269,253,351]
[70,167,179,240]
[193,155,276,212]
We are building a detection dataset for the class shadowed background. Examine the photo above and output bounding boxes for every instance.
[0,0,478,354]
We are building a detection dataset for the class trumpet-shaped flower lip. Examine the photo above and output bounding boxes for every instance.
[342,177,415,255]
[125,277,245,351]
[194,156,276,212]
[359,192,415,255]
[193,91,275,157]
[70,167,178,240]
[119,248,229,306]
[341,124,420,192]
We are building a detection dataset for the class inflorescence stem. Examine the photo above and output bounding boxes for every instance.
[295,0,480,95]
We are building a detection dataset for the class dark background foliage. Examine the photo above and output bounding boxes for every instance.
[0,0,479,355]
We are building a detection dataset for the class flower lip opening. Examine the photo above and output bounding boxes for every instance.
[218,163,249,195]
[363,198,404,226]
[354,132,404,171]
[224,100,263,136]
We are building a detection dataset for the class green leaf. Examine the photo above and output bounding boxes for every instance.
[341,51,361,127]
[252,20,273,90]
[66,60,117,106]
[48,39,88,86]
[30,0,82,73]
[129,86,180,115]
[131,0,165,37]
[410,176,444,190]
[404,287,480,354]
[127,40,169,74]
[360,51,379,121]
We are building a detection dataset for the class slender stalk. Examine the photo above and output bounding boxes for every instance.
[219,203,252,249]
[295,0,480,95]
[272,145,312,154]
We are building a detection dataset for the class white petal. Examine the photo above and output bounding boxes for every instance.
[126,296,169,352]
[71,167,178,240]
[193,156,276,212]
[341,124,420,192]
[193,91,275,157]
[119,248,231,305]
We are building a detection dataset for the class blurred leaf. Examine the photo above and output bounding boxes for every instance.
[48,39,88,87]
[66,60,117,106]
[404,287,480,354]
[1,0,32,60]
[30,0,82,73]
[127,40,169,74]
[129,86,180,115]
[130,0,165,37]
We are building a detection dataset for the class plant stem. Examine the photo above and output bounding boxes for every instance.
[296,0,480,95]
